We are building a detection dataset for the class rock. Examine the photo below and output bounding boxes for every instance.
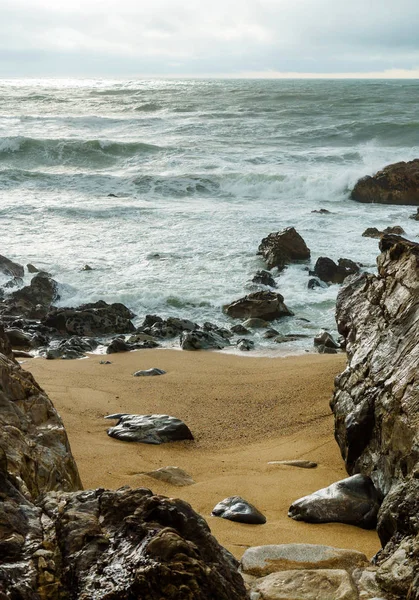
[308,277,327,289]
[180,330,229,350]
[252,270,277,287]
[383,225,405,235]
[127,332,157,343]
[237,338,255,351]
[26,263,39,273]
[106,337,131,353]
[81,264,93,271]
[243,318,270,328]
[2,273,59,318]
[409,207,419,220]
[240,544,368,577]
[4,276,23,288]
[313,257,360,284]
[44,301,135,336]
[316,344,338,354]
[167,316,198,331]
[257,227,311,271]
[100,360,112,364]
[311,208,331,214]
[313,330,340,349]
[362,227,383,238]
[263,328,279,339]
[203,322,233,339]
[212,496,266,524]
[44,336,98,359]
[224,291,293,321]
[4,328,34,349]
[12,350,33,358]
[267,461,317,469]
[105,413,194,444]
[134,368,166,377]
[351,158,419,205]
[288,474,381,529]
[250,569,358,600]
[0,254,24,278]
[230,324,250,335]
[145,466,195,486]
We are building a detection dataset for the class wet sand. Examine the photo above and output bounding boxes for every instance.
[24,349,381,560]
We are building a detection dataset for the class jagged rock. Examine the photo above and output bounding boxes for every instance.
[44,300,135,336]
[243,318,269,328]
[237,338,255,351]
[0,254,24,278]
[252,270,277,287]
[240,544,368,578]
[288,474,381,529]
[313,330,340,349]
[351,158,419,205]
[257,227,311,271]
[212,496,266,524]
[313,257,360,285]
[2,273,59,318]
[230,324,250,335]
[180,330,229,350]
[134,368,166,376]
[145,466,195,486]
[105,413,194,444]
[250,569,358,600]
[224,291,293,321]
[203,322,233,339]
[44,336,98,359]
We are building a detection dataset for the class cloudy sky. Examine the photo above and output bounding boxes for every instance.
[1,0,419,78]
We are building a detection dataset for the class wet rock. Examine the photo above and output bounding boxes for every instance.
[313,330,340,349]
[145,466,195,486]
[212,496,266,524]
[4,276,23,288]
[313,257,360,284]
[240,544,368,577]
[44,300,135,336]
[311,208,331,214]
[134,368,166,377]
[203,322,233,339]
[12,350,34,358]
[224,291,293,321]
[230,324,250,335]
[362,227,383,239]
[263,328,279,339]
[288,474,381,529]
[409,207,419,220]
[243,318,269,328]
[105,413,194,444]
[308,277,327,289]
[0,254,24,278]
[106,337,132,353]
[44,336,98,359]
[2,273,59,318]
[268,460,317,469]
[252,270,277,287]
[250,569,358,600]
[237,338,255,351]
[167,316,198,331]
[351,158,419,205]
[81,264,93,271]
[4,328,34,349]
[26,263,39,273]
[127,332,157,343]
[257,227,311,271]
[383,225,405,235]
[180,330,229,350]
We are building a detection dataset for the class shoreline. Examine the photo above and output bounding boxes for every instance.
[23,349,381,560]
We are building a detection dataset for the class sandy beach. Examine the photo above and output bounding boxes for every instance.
[23,349,381,560]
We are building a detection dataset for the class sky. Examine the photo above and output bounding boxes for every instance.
[1,0,419,78]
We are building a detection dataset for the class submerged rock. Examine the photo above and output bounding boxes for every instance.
[257,227,311,271]
[224,291,293,321]
[105,413,194,444]
[212,496,266,524]
[288,474,381,529]
[0,254,24,278]
[351,158,419,205]
[252,269,277,287]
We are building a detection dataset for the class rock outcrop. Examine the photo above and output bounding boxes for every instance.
[331,234,419,599]
[351,158,419,205]
[224,291,293,320]
[0,325,247,599]
[2,272,59,318]
[0,254,24,278]
[257,227,310,271]
[43,300,135,335]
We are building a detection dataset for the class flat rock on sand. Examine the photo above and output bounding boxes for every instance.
[23,350,381,560]
[251,569,358,600]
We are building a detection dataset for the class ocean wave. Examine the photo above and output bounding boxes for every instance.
[0,136,163,168]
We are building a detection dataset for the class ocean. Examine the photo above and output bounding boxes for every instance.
[1,78,418,354]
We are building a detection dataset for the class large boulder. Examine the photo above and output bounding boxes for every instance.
[257,227,310,271]
[105,413,194,444]
[0,326,247,599]
[331,234,419,598]
[312,257,360,285]
[0,254,24,278]
[224,291,293,321]
[180,330,229,350]
[351,158,419,205]
[2,273,59,318]
[43,300,135,336]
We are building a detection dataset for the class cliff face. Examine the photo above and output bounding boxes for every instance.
[332,235,419,598]
[0,324,247,600]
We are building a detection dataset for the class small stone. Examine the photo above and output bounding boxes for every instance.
[99,360,112,364]
[133,368,166,377]
[81,264,93,271]
[212,496,266,524]
[145,466,195,486]
[268,460,317,469]
[26,263,39,273]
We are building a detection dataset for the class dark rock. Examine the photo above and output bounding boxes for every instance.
[362,227,383,238]
[100,360,112,364]
[224,291,293,321]
[257,227,311,271]
[0,255,24,278]
[351,158,419,205]
[252,270,277,287]
[288,474,381,529]
[180,330,229,350]
[212,496,266,524]
[26,263,39,273]
[4,276,23,288]
[2,273,59,318]
[263,328,279,339]
[308,277,327,289]
[167,316,198,331]
[311,208,331,214]
[316,344,338,354]
[5,328,34,349]
[81,264,93,271]
[105,413,194,444]
[133,368,166,377]
[409,207,419,220]
[230,324,250,335]
[313,257,360,284]
[383,225,405,235]
[12,350,33,358]
[44,336,98,360]
[313,330,340,349]
[44,301,135,336]
[203,322,233,339]
[139,314,164,329]
[236,338,255,351]
[106,337,131,354]
[242,318,269,328]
